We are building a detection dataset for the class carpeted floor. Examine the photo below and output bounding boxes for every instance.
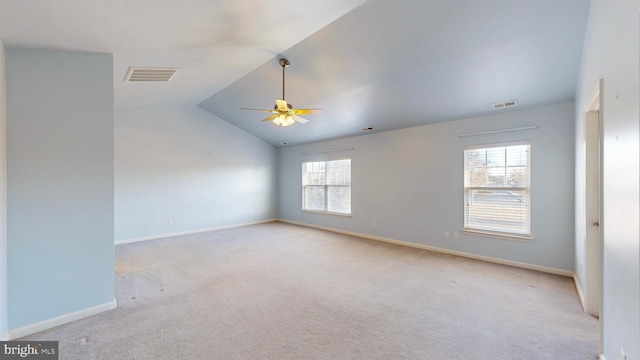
[21,222,598,359]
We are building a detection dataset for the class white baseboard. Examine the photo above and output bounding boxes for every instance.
[573,274,587,311]
[279,219,574,277]
[115,219,278,246]
[6,299,117,340]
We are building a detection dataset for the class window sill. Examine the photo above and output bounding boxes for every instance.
[300,209,352,218]
[463,229,533,242]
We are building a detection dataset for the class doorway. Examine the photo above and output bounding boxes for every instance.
[582,79,603,354]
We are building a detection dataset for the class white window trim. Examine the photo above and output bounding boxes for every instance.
[463,141,531,240]
[300,209,353,218]
[462,229,533,242]
[302,158,352,216]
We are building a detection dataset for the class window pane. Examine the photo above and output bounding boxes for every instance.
[302,162,325,186]
[466,148,486,168]
[326,159,351,185]
[507,166,528,187]
[465,144,529,189]
[487,167,506,187]
[304,186,325,211]
[506,145,528,166]
[467,189,528,234]
[328,186,351,214]
[467,168,486,187]
[486,147,506,167]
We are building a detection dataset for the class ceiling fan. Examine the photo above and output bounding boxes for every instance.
[241,58,323,127]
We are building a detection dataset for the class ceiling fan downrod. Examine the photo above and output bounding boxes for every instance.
[279,58,290,101]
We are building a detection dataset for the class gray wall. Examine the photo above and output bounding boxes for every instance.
[279,102,575,271]
[6,48,114,330]
[115,106,278,242]
[0,39,7,340]
[575,0,640,358]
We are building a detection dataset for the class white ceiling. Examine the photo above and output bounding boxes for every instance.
[0,0,590,147]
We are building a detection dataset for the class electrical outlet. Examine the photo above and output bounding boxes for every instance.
[168,219,173,225]
[372,221,376,227]
[444,232,449,239]
[453,232,459,240]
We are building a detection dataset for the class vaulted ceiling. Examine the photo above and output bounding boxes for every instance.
[0,0,590,147]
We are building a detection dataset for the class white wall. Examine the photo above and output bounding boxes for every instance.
[6,47,114,331]
[575,1,640,359]
[279,102,575,272]
[115,106,278,242]
[0,39,8,340]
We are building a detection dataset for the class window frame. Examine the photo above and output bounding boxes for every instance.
[301,158,352,217]
[463,141,532,241]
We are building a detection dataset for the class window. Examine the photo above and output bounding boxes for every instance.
[302,159,351,215]
[464,142,530,238]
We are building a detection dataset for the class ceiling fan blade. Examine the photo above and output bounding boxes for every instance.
[292,108,323,115]
[241,107,278,113]
[261,114,280,122]
[275,99,289,111]
[293,115,309,124]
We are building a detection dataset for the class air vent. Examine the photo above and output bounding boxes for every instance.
[124,67,179,82]
[492,99,518,110]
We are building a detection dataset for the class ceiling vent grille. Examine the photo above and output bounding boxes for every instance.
[492,99,518,110]
[124,67,179,82]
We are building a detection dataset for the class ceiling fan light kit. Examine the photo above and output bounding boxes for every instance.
[241,58,322,127]
[273,114,296,127]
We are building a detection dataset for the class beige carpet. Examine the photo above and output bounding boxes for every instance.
[21,222,598,359]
